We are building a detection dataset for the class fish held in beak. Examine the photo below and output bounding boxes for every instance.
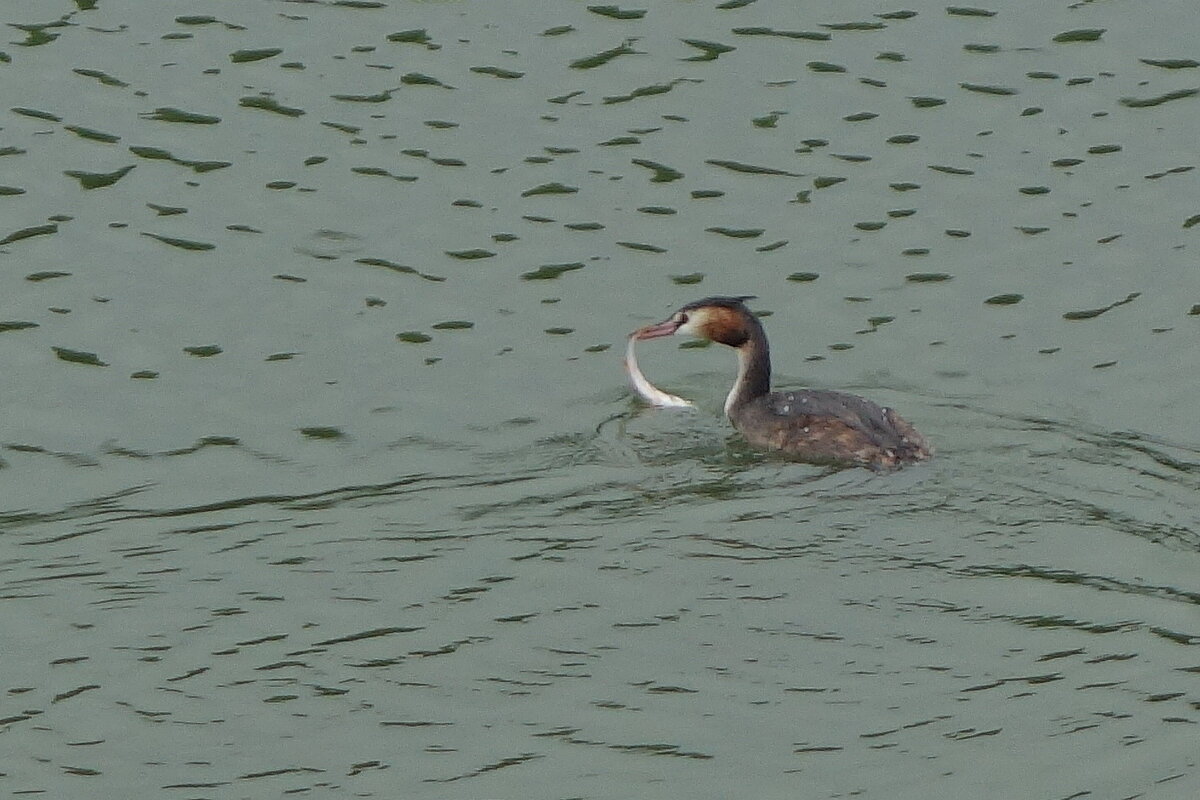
[624,334,694,409]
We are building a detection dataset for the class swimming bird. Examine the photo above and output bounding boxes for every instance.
[631,296,931,470]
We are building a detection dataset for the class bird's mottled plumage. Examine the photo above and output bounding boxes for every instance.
[633,296,931,470]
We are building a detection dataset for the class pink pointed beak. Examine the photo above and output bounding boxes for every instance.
[632,319,680,340]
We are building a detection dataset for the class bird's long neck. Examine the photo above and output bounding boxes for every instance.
[724,317,771,417]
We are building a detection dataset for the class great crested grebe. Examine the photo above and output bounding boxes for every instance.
[631,296,932,470]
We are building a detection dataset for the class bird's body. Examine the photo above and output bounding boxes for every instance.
[632,296,931,470]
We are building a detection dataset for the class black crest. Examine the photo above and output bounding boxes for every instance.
[678,295,756,313]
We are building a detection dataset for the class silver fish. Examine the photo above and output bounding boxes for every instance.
[625,330,694,409]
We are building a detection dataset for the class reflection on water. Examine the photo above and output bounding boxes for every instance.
[3,1,1199,798]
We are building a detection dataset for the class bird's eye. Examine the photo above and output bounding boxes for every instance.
[676,313,689,324]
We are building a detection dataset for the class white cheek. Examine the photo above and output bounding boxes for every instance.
[677,318,704,337]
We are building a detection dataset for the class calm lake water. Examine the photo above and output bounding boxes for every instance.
[3,1,1199,798]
